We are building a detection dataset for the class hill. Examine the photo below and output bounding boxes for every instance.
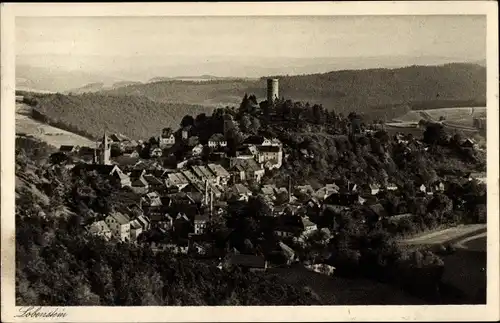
[21,92,215,140]
[102,63,486,118]
[16,102,95,147]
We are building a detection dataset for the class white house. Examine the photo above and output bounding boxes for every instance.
[208,133,227,148]
[105,212,131,241]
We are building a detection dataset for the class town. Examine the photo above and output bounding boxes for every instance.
[38,78,486,277]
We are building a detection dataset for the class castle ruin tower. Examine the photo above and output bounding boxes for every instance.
[99,131,111,165]
[267,78,279,105]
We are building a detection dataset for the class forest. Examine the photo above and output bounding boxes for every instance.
[17,91,215,140]
[102,63,486,118]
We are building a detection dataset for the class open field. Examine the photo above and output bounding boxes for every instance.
[394,107,486,127]
[269,265,425,305]
[15,103,95,148]
[400,224,486,247]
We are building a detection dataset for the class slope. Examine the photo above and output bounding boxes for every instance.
[102,63,486,117]
[24,92,215,140]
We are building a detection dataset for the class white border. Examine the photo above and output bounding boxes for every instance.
[1,2,499,322]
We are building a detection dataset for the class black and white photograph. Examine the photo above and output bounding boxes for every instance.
[1,2,499,322]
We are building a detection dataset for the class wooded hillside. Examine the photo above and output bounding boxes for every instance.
[102,63,486,116]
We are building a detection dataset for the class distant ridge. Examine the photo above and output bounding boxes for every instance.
[102,63,486,119]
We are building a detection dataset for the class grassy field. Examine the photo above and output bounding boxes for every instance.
[394,107,486,127]
[400,224,487,247]
[15,103,95,148]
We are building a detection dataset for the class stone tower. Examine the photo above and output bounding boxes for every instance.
[267,78,279,105]
[98,132,111,165]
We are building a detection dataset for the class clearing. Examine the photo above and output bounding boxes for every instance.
[15,102,95,148]
[400,224,487,248]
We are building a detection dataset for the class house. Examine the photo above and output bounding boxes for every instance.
[131,176,149,194]
[136,214,151,231]
[129,219,143,241]
[149,147,163,158]
[159,128,176,148]
[88,220,112,240]
[228,183,252,201]
[115,171,132,188]
[150,213,174,230]
[226,254,267,272]
[59,145,80,154]
[194,214,209,235]
[274,215,303,238]
[432,181,446,193]
[278,241,297,265]
[208,133,227,148]
[122,149,140,159]
[165,172,190,190]
[361,183,380,196]
[256,145,283,168]
[191,144,204,156]
[385,183,398,191]
[207,163,231,186]
[323,192,360,207]
[261,184,277,199]
[143,174,165,192]
[105,212,131,241]
[461,138,478,150]
[301,216,318,235]
[73,164,131,188]
[314,184,340,201]
[230,158,265,183]
[142,191,162,207]
[191,165,217,185]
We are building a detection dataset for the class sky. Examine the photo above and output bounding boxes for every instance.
[16,15,486,79]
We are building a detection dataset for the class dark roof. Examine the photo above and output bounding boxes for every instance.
[368,203,387,218]
[209,133,226,142]
[59,145,76,152]
[144,174,164,186]
[258,145,281,153]
[242,135,266,145]
[229,254,266,268]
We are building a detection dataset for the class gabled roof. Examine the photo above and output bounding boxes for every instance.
[89,220,110,234]
[109,212,130,225]
[130,219,142,230]
[231,183,251,195]
[144,174,164,186]
[192,165,216,180]
[278,241,295,258]
[132,176,149,187]
[59,145,76,152]
[207,163,230,177]
[167,172,189,185]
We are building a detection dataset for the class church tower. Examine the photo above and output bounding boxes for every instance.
[98,132,111,165]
